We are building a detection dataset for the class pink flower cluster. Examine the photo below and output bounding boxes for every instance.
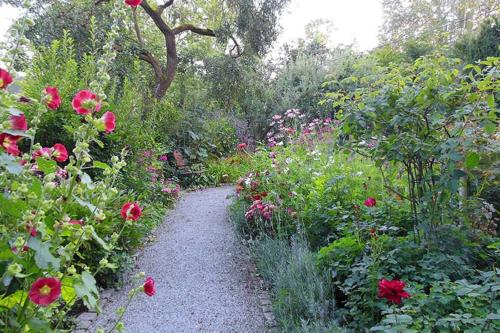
[245,200,275,221]
[266,109,338,147]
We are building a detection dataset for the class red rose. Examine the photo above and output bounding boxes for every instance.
[28,277,61,306]
[125,0,142,7]
[52,144,68,163]
[0,133,21,156]
[0,68,13,89]
[364,197,377,207]
[10,114,28,131]
[143,277,155,296]
[100,111,116,133]
[378,279,410,304]
[44,86,62,110]
[121,202,142,221]
[72,90,101,115]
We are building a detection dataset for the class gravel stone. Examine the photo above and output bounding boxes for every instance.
[90,186,267,333]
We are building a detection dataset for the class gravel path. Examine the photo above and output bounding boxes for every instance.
[89,186,267,333]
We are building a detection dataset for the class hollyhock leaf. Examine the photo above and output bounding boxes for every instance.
[36,158,57,175]
[61,278,77,304]
[93,161,110,170]
[7,107,23,116]
[91,229,110,251]
[93,139,105,149]
[74,196,98,213]
[0,153,23,175]
[28,238,60,270]
[27,318,50,332]
[0,195,26,218]
[29,178,42,198]
[1,129,32,139]
[81,271,98,295]
[0,290,25,309]
[80,172,95,189]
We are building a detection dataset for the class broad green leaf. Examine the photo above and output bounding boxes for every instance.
[0,153,23,175]
[93,161,110,170]
[28,238,60,270]
[487,94,495,109]
[36,158,57,174]
[464,152,480,169]
[0,290,26,309]
[29,178,43,198]
[61,277,77,304]
[74,196,98,213]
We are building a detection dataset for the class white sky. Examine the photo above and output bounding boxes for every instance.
[278,0,383,51]
[0,0,384,50]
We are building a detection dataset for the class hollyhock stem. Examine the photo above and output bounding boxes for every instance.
[108,288,138,333]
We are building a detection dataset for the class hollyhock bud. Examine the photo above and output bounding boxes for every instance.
[0,68,13,89]
[43,86,61,110]
[28,277,61,306]
[0,133,21,156]
[143,277,156,296]
[72,90,102,115]
[364,197,377,207]
[10,114,28,131]
[52,144,68,163]
[121,202,142,221]
[125,0,142,7]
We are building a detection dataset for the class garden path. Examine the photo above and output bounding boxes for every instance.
[87,186,268,333]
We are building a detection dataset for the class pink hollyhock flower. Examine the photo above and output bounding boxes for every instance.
[100,111,116,133]
[143,277,156,296]
[52,144,68,163]
[72,90,101,115]
[125,0,142,7]
[0,68,13,89]
[0,133,21,156]
[33,147,53,160]
[10,114,28,131]
[364,197,377,207]
[121,202,142,221]
[28,277,61,306]
[43,86,62,110]
[378,279,410,304]
[237,143,247,150]
[68,219,83,225]
[159,155,168,161]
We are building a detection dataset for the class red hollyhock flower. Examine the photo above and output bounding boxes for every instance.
[378,279,410,304]
[10,114,28,131]
[121,202,142,221]
[28,277,61,306]
[0,133,21,156]
[101,111,116,133]
[237,143,247,150]
[143,277,155,296]
[0,68,13,89]
[72,90,101,115]
[364,197,377,207]
[52,144,68,162]
[43,86,62,110]
[125,0,142,6]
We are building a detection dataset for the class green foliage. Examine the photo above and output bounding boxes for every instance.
[454,16,500,63]
[250,236,337,333]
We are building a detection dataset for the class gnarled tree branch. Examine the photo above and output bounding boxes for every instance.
[172,24,216,36]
